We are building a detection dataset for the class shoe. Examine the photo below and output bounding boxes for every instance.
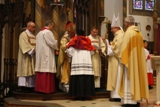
[18,87,28,93]
[72,97,80,100]
[84,97,92,100]
[109,98,114,101]
[137,102,140,107]
[121,104,125,106]
[121,103,140,107]
[27,88,35,93]
[80,97,85,101]
[109,98,121,102]
[149,85,153,90]
[122,104,135,107]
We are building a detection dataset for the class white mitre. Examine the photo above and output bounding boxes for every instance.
[111,13,121,27]
[111,13,124,32]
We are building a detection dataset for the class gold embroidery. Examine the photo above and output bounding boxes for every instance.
[25,32,36,46]
[62,36,69,42]
[91,41,99,43]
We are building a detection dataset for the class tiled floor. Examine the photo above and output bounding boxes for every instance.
[21,86,156,107]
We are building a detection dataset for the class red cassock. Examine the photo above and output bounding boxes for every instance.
[35,72,56,93]
[147,55,154,85]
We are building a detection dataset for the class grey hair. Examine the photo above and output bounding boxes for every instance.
[45,20,54,26]
[125,16,135,24]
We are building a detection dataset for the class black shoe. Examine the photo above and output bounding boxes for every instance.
[109,98,114,101]
[27,87,35,93]
[18,87,28,93]
[74,97,79,100]
[80,97,85,101]
[73,97,85,101]
[83,97,92,100]
[149,85,153,90]
[137,102,140,107]
[122,104,135,107]
[109,98,121,102]
[121,104,125,107]
[122,103,140,107]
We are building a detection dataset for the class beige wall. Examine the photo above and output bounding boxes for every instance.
[104,0,123,26]
[127,1,154,42]
[101,0,123,37]
[102,0,154,42]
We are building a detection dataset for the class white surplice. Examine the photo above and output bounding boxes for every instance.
[121,67,138,104]
[18,76,35,87]
[107,45,121,99]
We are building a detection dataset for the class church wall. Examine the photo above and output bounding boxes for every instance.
[101,0,123,37]
[104,0,123,26]
[127,0,154,42]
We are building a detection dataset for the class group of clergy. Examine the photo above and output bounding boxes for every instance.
[17,20,106,94]
[17,14,151,107]
[17,20,58,94]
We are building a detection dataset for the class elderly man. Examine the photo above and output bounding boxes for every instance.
[57,21,76,92]
[35,20,58,94]
[88,27,106,88]
[119,16,149,107]
[17,21,36,92]
[107,14,124,102]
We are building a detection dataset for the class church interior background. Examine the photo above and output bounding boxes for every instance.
[0,0,160,107]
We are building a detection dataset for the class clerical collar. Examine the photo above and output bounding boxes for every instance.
[26,29,33,35]
[41,27,48,31]
[90,34,97,39]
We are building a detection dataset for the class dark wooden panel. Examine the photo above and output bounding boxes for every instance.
[100,56,108,89]
[75,0,104,35]
[157,0,160,17]
[107,23,114,42]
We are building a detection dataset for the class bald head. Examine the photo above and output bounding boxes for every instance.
[27,21,35,27]
[27,21,35,33]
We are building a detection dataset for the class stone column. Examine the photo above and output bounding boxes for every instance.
[0,30,2,82]
[52,6,59,41]
[151,56,160,106]
[25,1,31,20]
[35,0,43,33]
[67,0,73,22]
[152,8,158,54]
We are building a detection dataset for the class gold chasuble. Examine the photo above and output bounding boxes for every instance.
[107,30,124,91]
[57,32,71,83]
[88,35,106,77]
[119,26,149,100]
[17,31,36,77]
[88,35,106,87]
